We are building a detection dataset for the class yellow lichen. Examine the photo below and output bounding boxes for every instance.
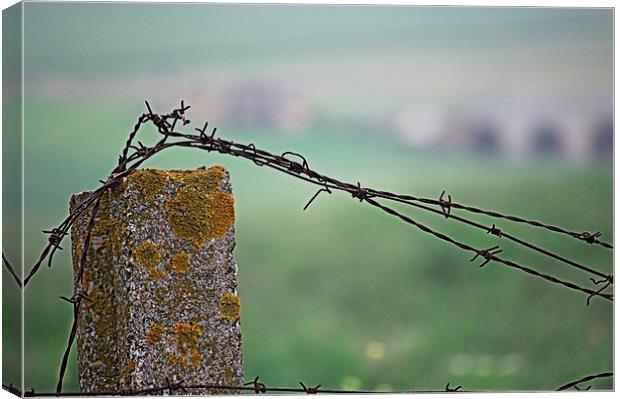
[108,227,121,258]
[219,292,240,322]
[165,167,235,247]
[168,322,204,369]
[167,353,180,365]
[111,178,128,198]
[81,267,93,292]
[178,166,226,192]
[128,169,168,201]
[84,188,123,257]
[134,241,165,280]
[224,367,237,385]
[74,236,83,268]
[84,287,110,312]
[122,359,138,381]
[71,190,122,390]
[91,219,116,239]
[146,323,164,347]
[166,252,190,275]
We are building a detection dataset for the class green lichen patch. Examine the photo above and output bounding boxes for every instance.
[219,292,240,322]
[165,167,235,247]
[128,169,168,201]
[134,241,165,280]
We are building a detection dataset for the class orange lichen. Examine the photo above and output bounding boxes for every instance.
[91,219,116,239]
[179,166,226,192]
[122,359,138,381]
[146,323,164,347]
[168,322,204,369]
[111,178,128,198]
[219,292,240,322]
[84,287,109,312]
[128,169,168,201]
[81,267,93,292]
[165,167,235,247]
[70,189,124,390]
[134,241,165,280]
[81,191,120,257]
[166,252,190,275]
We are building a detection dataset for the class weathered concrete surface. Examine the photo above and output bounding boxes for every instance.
[70,166,243,394]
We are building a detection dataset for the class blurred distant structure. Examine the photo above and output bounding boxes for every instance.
[221,80,312,133]
[391,105,613,163]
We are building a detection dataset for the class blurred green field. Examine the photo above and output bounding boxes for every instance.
[2,100,612,392]
[2,3,613,393]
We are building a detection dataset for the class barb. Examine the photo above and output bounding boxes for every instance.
[244,377,267,394]
[351,181,372,202]
[556,371,613,391]
[303,185,333,211]
[439,190,452,218]
[470,245,503,268]
[487,224,502,237]
[282,151,310,174]
[579,231,602,244]
[587,276,613,306]
[299,381,321,394]
[445,382,462,392]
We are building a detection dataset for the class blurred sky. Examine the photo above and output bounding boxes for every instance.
[22,4,613,162]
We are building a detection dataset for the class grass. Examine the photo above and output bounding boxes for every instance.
[1,101,613,392]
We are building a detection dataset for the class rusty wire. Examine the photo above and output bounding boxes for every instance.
[555,371,614,391]
[4,371,614,396]
[7,380,463,396]
[1,100,614,395]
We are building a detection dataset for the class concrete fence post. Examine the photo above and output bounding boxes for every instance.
[70,166,243,394]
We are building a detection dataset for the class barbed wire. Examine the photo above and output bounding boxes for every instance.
[555,371,614,391]
[386,193,613,250]
[1,100,613,395]
[3,101,613,298]
[3,371,614,396]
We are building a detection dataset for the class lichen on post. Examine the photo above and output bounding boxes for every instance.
[70,166,243,394]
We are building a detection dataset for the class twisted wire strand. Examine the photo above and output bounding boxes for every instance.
[0,101,611,394]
